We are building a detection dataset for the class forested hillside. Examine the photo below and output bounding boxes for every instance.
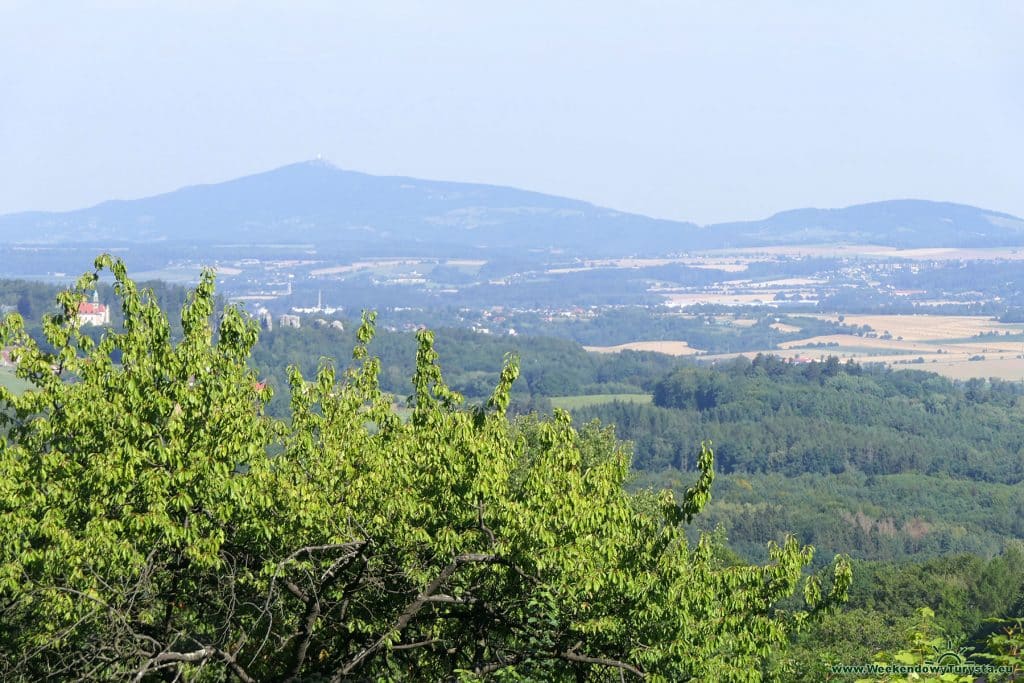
[572,356,1024,562]
[0,260,856,681]
[4,270,1024,679]
[635,354,1024,480]
[248,325,686,416]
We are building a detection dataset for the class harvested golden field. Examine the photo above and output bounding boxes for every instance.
[584,341,701,356]
[584,312,1024,380]
[813,314,1024,341]
[925,357,1024,380]
[837,353,1024,381]
[782,332,1024,359]
[701,347,1024,380]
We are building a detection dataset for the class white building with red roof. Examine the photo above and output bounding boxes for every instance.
[77,291,110,326]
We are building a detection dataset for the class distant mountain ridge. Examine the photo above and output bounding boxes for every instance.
[0,161,691,255]
[710,200,1024,249]
[1,160,1021,254]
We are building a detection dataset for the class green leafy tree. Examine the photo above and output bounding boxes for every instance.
[0,257,850,681]
[853,609,1024,683]
[856,607,974,682]
[976,618,1024,681]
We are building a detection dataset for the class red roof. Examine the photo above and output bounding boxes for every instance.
[78,302,107,314]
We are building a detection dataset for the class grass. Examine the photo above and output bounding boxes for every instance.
[551,393,652,410]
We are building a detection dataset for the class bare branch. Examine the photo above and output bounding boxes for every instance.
[392,638,441,651]
[218,647,258,683]
[281,542,367,565]
[133,647,216,683]
[331,553,496,680]
[560,646,645,679]
[281,542,369,682]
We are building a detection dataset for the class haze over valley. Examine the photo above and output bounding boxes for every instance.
[3,3,1023,679]
[3,161,1023,382]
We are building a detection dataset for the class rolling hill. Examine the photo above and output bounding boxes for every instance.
[0,161,691,256]
[1,161,1021,254]
[709,200,1024,249]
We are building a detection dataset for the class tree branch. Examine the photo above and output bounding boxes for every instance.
[392,638,441,651]
[131,644,258,683]
[560,646,645,679]
[331,553,496,680]
[282,542,369,682]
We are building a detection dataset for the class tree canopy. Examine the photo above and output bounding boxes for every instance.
[0,257,850,681]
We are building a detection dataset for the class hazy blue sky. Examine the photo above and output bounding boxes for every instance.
[1,1,1021,223]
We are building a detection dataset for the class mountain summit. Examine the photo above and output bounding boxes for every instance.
[1,161,1021,253]
[0,161,690,255]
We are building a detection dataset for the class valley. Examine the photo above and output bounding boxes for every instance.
[2,164,1024,680]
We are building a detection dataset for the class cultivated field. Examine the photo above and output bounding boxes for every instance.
[590,312,1024,380]
[770,315,1024,379]
[584,341,701,356]
[310,259,430,277]
[813,314,1024,341]
[702,345,1024,380]
[924,358,1024,381]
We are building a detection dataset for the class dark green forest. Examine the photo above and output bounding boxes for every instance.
[581,355,1024,560]
[248,324,686,415]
